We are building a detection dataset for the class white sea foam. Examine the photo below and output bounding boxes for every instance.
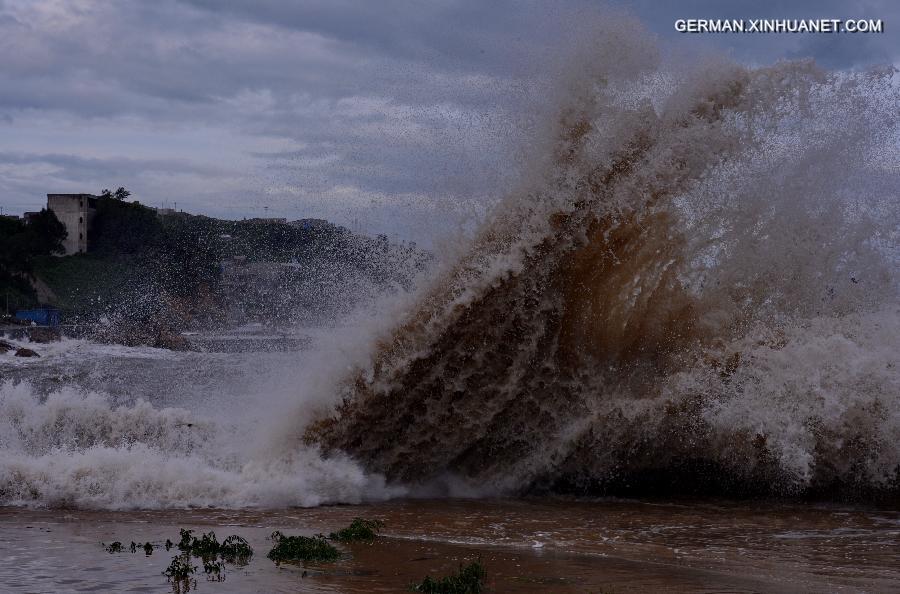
[0,381,402,509]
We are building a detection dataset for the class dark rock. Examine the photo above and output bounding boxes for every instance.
[0,340,14,354]
[14,348,40,357]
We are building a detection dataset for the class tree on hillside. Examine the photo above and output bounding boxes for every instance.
[100,186,132,201]
[0,217,28,273]
[91,197,163,255]
[26,208,67,256]
[0,209,67,270]
[0,209,67,310]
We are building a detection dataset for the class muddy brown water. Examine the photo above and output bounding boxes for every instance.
[2,497,899,593]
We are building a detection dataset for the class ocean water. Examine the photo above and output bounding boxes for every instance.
[2,496,900,592]
[0,332,400,510]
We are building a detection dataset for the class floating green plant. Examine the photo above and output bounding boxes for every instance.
[267,533,341,563]
[104,529,253,591]
[411,561,487,594]
[187,531,221,558]
[175,529,253,562]
[177,529,195,552]
[203,558,225,581]
[220,535,253,564]
[329,518,384,543]
[164,553,197,594]
[164,554,196,580]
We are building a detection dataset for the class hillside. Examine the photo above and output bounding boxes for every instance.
[3,197,428,345]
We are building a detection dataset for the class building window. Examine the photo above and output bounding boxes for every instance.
[79,216,83,223]
[79,232,83,240]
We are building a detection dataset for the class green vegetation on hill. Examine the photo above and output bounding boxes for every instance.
[91,196,164,256]
[31,254,136,313]
[0,209,66,312]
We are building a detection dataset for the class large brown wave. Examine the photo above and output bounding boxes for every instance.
[307,32,900,498]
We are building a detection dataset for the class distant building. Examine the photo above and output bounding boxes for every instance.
[47,194,99,255]
[154,207,176,216]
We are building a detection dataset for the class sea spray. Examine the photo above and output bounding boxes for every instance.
[0,381,400,508]
[309,19,900,497]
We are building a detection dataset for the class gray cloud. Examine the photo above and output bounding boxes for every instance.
[0,0,897,243]
[0,152,226,179]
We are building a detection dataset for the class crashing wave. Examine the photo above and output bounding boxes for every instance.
[0,381,400,508]
[309,20,900,498]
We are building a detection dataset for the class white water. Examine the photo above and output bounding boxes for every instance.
[0,335,402,509]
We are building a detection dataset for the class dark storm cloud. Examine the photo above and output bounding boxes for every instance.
[0,0,897,241]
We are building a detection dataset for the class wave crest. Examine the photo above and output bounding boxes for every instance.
[310,23,900,498]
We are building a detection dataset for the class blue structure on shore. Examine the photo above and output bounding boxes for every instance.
[14,308,60,327]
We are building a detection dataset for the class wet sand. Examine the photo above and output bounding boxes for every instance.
[2,497,899,593]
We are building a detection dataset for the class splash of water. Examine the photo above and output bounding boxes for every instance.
[310,23,900,497]
[0,380,400,509]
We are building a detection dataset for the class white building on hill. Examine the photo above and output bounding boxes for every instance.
[47,193,99,255]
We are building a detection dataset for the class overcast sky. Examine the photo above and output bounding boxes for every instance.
[0,0,896,243]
